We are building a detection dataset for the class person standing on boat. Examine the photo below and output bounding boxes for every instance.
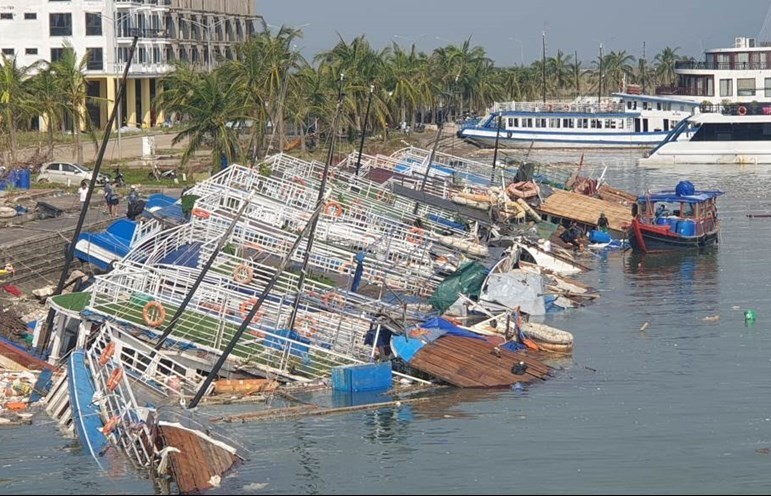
[596,212,609,233]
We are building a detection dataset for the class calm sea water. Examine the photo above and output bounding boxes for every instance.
[5,150,771,495]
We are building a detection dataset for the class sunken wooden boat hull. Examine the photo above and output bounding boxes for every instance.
[395,334,552,388]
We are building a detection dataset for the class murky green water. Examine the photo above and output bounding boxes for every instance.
[5,151,771,495]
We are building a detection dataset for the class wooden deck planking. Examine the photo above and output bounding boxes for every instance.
[158,424,238,495]
[409,335,552,387]
[538,189,633,232]
[428,336,552,377]
[419,340,545,384]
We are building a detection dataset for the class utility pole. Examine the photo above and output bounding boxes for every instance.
[574,50,580,99]
[598,43,603,107]
[542,31,547,104]
[355,84,374,176]
[642,41,647,95]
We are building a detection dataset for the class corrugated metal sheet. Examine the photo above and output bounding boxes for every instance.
[537,189,633,231]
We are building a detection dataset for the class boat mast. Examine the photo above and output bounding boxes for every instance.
[38,36,139,354]
[490,114,503,183]
[152,193,255,351]
[286,74,346,332]
[574,50,580,99]
[188,75,347,409]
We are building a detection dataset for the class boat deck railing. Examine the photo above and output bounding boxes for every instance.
[85,329,157,469]
[88,266,384,381]
[490,99,623,114]
[260,155,470,233]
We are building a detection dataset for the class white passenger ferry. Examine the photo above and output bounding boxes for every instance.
[458,92,699,149]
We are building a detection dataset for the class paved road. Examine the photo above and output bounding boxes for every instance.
[13,131,188,166]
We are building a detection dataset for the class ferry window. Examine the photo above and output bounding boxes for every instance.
[656,103,662,110]
[525,118,532,128]
[737,78,756,96]
[626,101,633,110]
[535,119,542,128]
[642,102,649,110]
[719,79,733,97]
[590,119,600,129]
[507,117,514,127]
[765,78,771,97]
[563,118,573,128]
[549,118,560,128]
[513,118,518,127]
[540,118,546,128]
[582,118,588,128]
[605,119,613,128]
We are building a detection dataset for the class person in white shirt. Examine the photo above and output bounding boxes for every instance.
[78,180,88,209]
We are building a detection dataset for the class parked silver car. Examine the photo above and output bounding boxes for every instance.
[36,162,110,186]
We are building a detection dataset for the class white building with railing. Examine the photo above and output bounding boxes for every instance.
[0,0,262,130]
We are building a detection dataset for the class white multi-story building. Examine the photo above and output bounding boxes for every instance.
[0,0,262,130]
[660,36,771,105]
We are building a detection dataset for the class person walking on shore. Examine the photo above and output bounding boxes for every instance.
[78,180,88,211]
[103,179,118,217]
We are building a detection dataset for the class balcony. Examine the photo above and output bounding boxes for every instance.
[676,60,771,71]
[655,85,714,97]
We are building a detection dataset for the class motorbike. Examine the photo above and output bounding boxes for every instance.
[113,167,127,188]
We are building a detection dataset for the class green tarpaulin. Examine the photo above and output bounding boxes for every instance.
[428,261,489,313]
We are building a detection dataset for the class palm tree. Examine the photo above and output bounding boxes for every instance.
[548,50,574,97]
[51,44,92,163]
[0,54,35,164]
[29,63,65,160]
[159,70,247,174]
[654,46,682,87]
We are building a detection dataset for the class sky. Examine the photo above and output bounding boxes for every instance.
[257,0,771,66]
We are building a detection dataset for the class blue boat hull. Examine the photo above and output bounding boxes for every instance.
[68,350,111,470]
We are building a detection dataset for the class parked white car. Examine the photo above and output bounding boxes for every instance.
[36,162,110,186]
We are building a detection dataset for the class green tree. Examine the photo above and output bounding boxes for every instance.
[0,55,35,164]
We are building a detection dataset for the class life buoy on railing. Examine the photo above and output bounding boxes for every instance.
[142,301,166,328]
[233,262,254,284]
[101,415,121,436]
[338,261,354,275]
[738,105,748,116]
[323,201,344,217]
[239,298,265,320]
[406,226,425,245]
[99,342,116,366]
[376,189,395,204]
[322,291,345,309]
[292,176,308,187]
[295,316,318,338]
[107,367,124,392]
[191,207,210,219]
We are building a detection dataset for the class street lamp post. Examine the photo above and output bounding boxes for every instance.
[355,84,374,176]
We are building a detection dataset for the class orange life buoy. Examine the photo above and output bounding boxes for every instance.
[191,207,210,219]
[376,189,394,204]
[338,261,354,275]
[99,342,116,366]
[101,415,121,436]
[322,291,345,308]
[107,367,124,392]
[233,262,254,284]
[239,298,265,321]
[738,105,747,116]
[5,401,27,411]
[323,201,344,218]
[406,226,425,245]
[295,316,318,338]
[293,176,308,187]
[142,301,166,328]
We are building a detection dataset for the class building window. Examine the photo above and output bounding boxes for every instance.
[50,47,64,62]
[49,13,72,36]
[86,47,103,71]
[2,48,14,56]
[737,78,756,97]
[24,13,37,20]
[85,13,102,36]
[765,78,771,98]
[0,13,13,20]
[25,48,38,55]
[719,79,733,97]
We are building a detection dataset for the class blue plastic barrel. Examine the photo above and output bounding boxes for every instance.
[15,169,30,189]
[589,230,611,243]
[655,216,668,226]
[666,217,679,232]
[677,219,696,236]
